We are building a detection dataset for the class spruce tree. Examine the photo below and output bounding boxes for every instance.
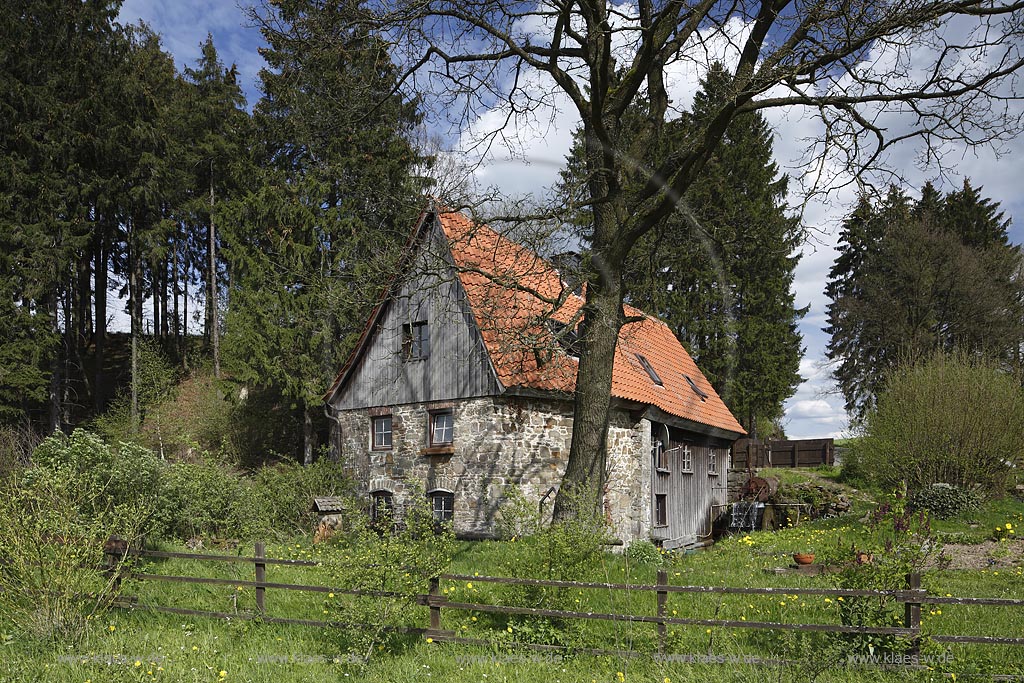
[222,0,427,463]
[826,182,1023,419]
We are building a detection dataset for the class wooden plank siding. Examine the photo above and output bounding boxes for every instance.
[651,426,730,548]
[333,227,501,410]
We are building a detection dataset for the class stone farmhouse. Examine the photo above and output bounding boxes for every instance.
[323,206,746,548]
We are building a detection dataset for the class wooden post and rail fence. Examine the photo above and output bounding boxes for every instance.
[101,544,1024,657]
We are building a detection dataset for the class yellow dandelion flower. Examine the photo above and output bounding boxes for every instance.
[219,671,227,679]
[426,638,433,643]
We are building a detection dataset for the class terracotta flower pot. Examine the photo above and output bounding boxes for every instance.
[792,552,815,565]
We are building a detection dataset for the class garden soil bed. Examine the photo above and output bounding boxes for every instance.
[930,539,1024,570]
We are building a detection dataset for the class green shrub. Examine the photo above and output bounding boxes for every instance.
[851,352,1024,496]
[0,465,146,642]
[625,539,663,565]
[250,457,353,536]
[30,429,163,534]
[157,458,259,540]
[486,484,612,646]
[822,488,941,656]
[907,483,982,519]
[322,486,455,662]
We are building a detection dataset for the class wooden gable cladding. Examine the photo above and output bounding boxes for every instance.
[328,219,502,410]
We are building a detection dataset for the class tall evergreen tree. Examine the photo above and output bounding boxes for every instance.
[560,63,806,437]
[223,0,427,463]
[825,182,1023,419]
[182,36,248,378]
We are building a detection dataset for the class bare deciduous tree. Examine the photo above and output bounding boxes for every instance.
[350,0,1024,517]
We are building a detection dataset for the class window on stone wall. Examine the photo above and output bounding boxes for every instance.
[429,490,454,525]
[372,415,392,450]
[369,491,394,525]
[429,409,454,446]
[654,494,668,527]
[680,444,693,473]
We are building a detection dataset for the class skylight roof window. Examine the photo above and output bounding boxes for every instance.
[684,374,708,401]
[635,354,663,386]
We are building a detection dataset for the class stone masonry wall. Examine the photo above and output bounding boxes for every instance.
[334,396,652,544]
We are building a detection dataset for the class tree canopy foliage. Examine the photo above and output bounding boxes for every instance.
[826,180,1024,418]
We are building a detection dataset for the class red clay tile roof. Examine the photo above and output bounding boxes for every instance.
[438,210,745,436]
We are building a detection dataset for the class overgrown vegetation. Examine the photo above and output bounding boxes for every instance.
[0,458,147,642]
[843,352,1024,496]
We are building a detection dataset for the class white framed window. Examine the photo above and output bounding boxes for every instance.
[680,444,693,473]
[371,415,392,450]
[709,448,719,475]
[429,490,455,525]
[369,491,394,524]
[429,410,454,446]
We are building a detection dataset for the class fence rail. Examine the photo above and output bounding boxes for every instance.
[105,544,1024,656]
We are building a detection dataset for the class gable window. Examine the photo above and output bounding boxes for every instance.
[401,321,429,361]
[680,444,693,473]
[654,494,668,527]
[709,448,719,475]
[369,491,394,524]
[429,409,454,446]
[372,415,392,450]
[429,490,455,525]
[636,354,663,386]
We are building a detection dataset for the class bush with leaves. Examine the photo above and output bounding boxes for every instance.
[820,487,941,656]
[488,485,613,646]
[321,487,454,663]
[907,483,982,520]
[849,352,1024,496]
[0,464,147,642]
[31,429,164,535]
[249,458,352,536]
[156,457,260,540]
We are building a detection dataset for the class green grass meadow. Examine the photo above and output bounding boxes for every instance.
[2,483,1022,683]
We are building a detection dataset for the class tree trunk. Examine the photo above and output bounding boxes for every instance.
[94,227,107,412]
[47,291,63,434]
[209,164,220,379]
[182,236,189,372]
[130,225,142,432]
[303,406,316,465]
[160,255,168,339]
[553,121,630,521]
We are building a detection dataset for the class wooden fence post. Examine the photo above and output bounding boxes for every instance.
[905,572,921,656]
[428,576,442,635]
[254,542,266,614]
[656,569,668,653]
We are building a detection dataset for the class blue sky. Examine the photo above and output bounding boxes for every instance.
[118,1,1024,439]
